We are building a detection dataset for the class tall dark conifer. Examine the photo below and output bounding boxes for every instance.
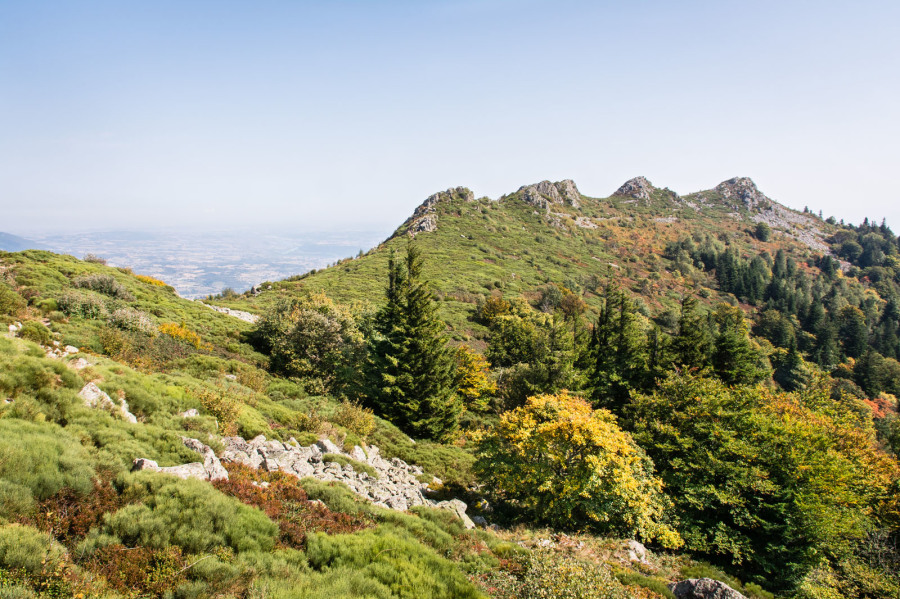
[367,242,460,440]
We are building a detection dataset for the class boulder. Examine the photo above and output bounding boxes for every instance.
[669,578,747,599]
[78,383,138,424]
[69,357,90,370]
[179,408,200,418]
[433,499,476,529]
[181,437,229,481]
[626,539,649,564]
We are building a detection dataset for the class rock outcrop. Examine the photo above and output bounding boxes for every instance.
[516,179,581,210]
[613,176,655,200]
[222,436,433,513]
[406,187,476,236]
[133,436,228,481]
[78,382,137,424]
[669,578,747,599]
[200,303,259,323]
[715,177,771,210]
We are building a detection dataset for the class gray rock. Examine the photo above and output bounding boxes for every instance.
[179,408,200,418]
[626,539,649,564]
[79,383,138,423]
[471,515,488,527]
[64,345,79,354]
[613,176,654,200]
[69,357,90,370]
[434,499,476,529]
[517,179,582,210]
[669,578,747,599]
[316,438,342,454]
[181,437,229,481]
[349,445,368,462]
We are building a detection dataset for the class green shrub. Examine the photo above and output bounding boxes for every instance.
[16,322,50,346]
[0,286,25,317]
[305,527,482,599]
[108,307,157,334]
[0,481,35,520]
[90,472,278,554]
[72,273,133,300]
[0,524,67,576]
[0,420,94,501]
[615,571,675,598]
[56,289,108,319]
[520,551,626,599]
[331,400,376,439]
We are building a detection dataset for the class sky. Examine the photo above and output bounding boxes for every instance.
[1,0,899,235]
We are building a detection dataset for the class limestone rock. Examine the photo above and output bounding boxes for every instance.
[78,383,138,424]
[613,176,655,200]
[669,578,747,599]
[433,499,476,529]
[406,186,476,236]
[517,179,581,210]
[715,177,770,209]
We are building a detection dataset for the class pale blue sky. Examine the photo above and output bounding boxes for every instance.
[2,1,899,234]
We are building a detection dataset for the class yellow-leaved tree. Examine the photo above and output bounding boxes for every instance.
[475,391,681,547]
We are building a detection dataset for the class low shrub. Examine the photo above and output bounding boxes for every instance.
[0,525,67,577]
[83,544,187,597]
[331,400,375,439]
[159,322,203,349]
[0,420,94,502]
[56,290,108,319]
[87,472,278,554]
[135,274,168,287]
[16,322,50,346]
[0,285,25,317]
[72,274,133,301]
[108,307,157,335]
[478,550,627,599]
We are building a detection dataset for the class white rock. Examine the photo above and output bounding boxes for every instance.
[179,408,200,418]
[78,382,137,423]
[69,357,90,370]
[64,345,79,354]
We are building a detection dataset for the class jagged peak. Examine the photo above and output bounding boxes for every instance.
[404,186,475,236]
[515,179,581,210]
[612,176,655,200]
[714,177,771,209]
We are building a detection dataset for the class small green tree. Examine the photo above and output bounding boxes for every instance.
[366,242,460,441]
[712,304,770,385]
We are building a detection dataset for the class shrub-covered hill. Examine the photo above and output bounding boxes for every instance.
[211,176,841,340]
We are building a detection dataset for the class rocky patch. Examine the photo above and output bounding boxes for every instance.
[613,176,655,200]
[200,303,259,323]
[133,436,229,481]
[669,578,747,599]
[517,179,581,210]
[406,187,476,236]
[79,382,138,424]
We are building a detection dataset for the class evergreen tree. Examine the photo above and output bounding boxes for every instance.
[588,286,647,412]
[712,304,769,385]
[671,296,710,371]
[366,243,460,440]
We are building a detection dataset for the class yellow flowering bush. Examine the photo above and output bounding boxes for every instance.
[135,274,168,287]
[476,391,681,547]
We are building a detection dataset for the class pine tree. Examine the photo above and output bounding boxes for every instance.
[366,242,460,440]
[712,304,769,385]
[672,296,711,371]
[588,286,647,412]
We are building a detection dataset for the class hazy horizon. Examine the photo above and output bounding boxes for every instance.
[2,1,899,232]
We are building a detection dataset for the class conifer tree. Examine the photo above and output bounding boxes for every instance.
[366,242,460,440]
[672,296,711,371]
[711,304,769,385]
[589,286,647,412]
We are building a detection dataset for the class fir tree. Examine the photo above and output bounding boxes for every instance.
[366,242,460,440]
[588,286,647,412]
[671,296,711,371]
[711,304,769,385]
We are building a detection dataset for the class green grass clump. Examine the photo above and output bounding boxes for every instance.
[0,524,67,577]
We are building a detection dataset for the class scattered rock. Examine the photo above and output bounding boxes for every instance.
[669,578,747,599]
[613,176,654,200]
[200,303,259,323]
[179,408,200,418]
[69,357,90,370]
[64,345,79,354]
[405,187,476,236]
[132,437,228,481]
[471,515,488,527]
[625,539,649,564]
[434,499,476,529]
[78,383,138,424]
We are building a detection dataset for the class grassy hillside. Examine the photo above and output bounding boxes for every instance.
[212,177,836,342]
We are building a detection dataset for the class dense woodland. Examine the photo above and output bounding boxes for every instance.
[1,181,900,598]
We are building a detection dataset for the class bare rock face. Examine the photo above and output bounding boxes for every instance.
[517,179,581,210]
[406,187,476,236]
[132,437,228,481]
[715,177,770,210]
[669,578,747,599]
[613,176,655,200]
[78,383,137,424]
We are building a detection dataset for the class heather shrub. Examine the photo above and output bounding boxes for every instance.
[88,472,278,554]
[108,307,157,335]
[0,420,94,502]
[72,273,133,300]
[56,289,108,319]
